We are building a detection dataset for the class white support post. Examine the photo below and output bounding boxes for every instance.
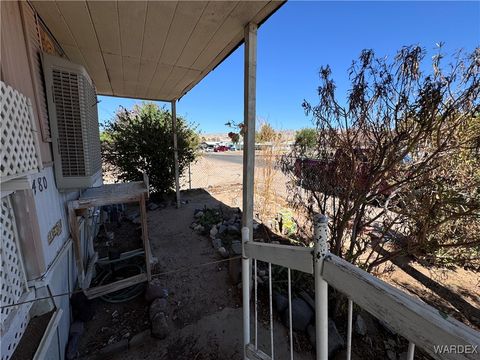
[407,342,415,360]
[242,227,251,359]
[171,100,180,208]
[314,214,329,360]
[242,22,257,360]
[347,299,353,360]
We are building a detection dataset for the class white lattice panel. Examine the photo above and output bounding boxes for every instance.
[0,81,40,183]
[0,197,27,326]
[0,298,31,360]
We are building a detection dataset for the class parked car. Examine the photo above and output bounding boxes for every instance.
[214,145,230,152]
[294,149,393,199]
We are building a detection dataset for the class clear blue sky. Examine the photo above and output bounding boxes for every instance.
[98,1,480,133]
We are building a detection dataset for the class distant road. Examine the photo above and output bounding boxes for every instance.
[203,152,243,165]
[201,151,283,168]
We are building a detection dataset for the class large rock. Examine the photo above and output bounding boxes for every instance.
[228,224,240,234]
[218,247,229,258]
[149,298,168,320]
[151,312,168,339]
[282,297,313,332]
[307,319,345,358]
[299,291,315,311]
[218,224,227,235]
[230,241,242,255]
[145,283,168,303]
[194,210,204,219]
[273,291,288,313]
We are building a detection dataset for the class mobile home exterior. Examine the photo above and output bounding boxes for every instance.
[1,2,102,358]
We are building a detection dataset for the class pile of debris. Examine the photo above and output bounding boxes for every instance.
[191,207,246,259]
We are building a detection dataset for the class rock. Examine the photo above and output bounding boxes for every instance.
[218,247,229,258]
[386,349,396,360]
[194,211,204,219]
[218,224,227,234]
[99,338,129,356]
[149,298,168,320]
[299,291,315,311]
[212,238,222,250]
[145,283,168,303]
[273,291,288,313]
[129,330,151,348]
[231,241,242,255]
[194,224,205,233]
[210,226,218,239]
[228,224,240,234]
[190,222,197,229]
[282,297,313,332]
[151,312,168,339]
[307,319,345,358]
[355,314,367,336]
[148,202,159,211]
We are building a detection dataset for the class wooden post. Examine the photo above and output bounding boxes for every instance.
[242,22,257,359]
[314,214,329,360]
[171,100,180,208]
[139,194,152,281]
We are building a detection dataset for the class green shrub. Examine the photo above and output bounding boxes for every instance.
[102,102,199,194]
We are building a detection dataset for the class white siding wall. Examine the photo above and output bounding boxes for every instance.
[30,167,79,268]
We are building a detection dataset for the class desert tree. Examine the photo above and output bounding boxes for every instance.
[281,45,480,271]
[102,102,199,194]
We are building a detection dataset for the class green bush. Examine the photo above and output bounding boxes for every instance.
[102,102,199,194]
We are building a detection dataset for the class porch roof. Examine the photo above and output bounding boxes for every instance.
[31,1,284,102]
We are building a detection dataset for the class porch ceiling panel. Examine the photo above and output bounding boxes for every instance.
[31,0,284,101]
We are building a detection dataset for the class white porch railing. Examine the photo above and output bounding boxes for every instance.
[241,215,480,360]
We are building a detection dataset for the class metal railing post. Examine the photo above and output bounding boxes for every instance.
[242,226,251,359]
[314,214,329,360]
[188,163,192,190]
[171,100,180,208]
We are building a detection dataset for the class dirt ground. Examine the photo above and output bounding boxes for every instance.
[183,154,480,330]
[83,189,314,360]
[95,158,479,358]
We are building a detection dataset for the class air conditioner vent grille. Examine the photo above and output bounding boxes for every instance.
[52,69,85,176]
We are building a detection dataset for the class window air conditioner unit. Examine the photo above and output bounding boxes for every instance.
[43,54,102,190]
